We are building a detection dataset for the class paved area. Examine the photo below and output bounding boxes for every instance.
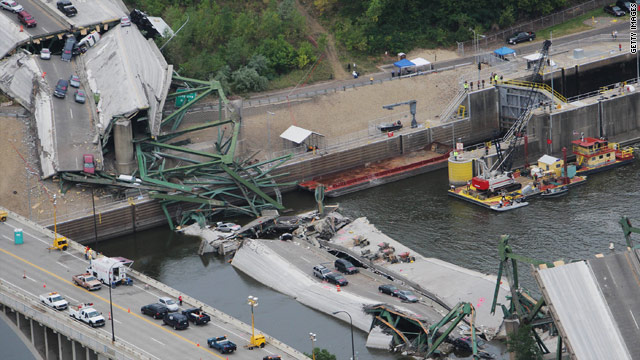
[536,251,640,360]
[0,209,306,359]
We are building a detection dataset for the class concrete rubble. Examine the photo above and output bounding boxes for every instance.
[180,223,238,255]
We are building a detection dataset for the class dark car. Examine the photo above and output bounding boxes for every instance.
[378,284,400,296]
[507,31,535,45]
[17,10,36,27]
[141,303,169,319]
[616,1,632,12]
[61,35,76,62]
[397,290,418,303]
[208,335,237,354]
[312,264,332,280]
[263,356,282,360]
[56,0,77,17]
[163,312,189,330]
[325,272,348,286]
[182,307,210,325]
[604,5,625,16]
[335,258,358,274]
[53,79,68,98]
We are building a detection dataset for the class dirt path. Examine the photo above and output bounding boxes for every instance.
[295,0,349,80]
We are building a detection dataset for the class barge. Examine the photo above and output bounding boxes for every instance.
[573,136,635,175]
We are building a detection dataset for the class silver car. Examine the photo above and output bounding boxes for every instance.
[0,0,24,13]
[40,48,51,60]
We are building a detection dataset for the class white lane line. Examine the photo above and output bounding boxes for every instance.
[66,295,78,303]
[56,261,70,269]
[150,337,164,346]
[113,318,122,324]
[631,309,639,329]
[1,278,38,298]
[69,108,73,118]
[300,256,311,263]
[2,235,11,242]
[41,27,48,32]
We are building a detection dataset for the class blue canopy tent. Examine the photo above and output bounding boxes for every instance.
[493,46,516,61]
[393,58,416,76]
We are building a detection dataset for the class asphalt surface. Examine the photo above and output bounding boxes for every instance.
[262,238,448,324]
[589,251,640,359]
[0,217,301,360]
[0,0,68,37]
[38,54,100,172]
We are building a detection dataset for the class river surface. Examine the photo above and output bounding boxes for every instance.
[3,158,640,359]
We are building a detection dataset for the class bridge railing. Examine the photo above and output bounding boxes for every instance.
[0,281,152,360]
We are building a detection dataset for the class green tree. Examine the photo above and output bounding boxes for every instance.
[506,324,543,360]
[304,347,337,360]
[231,66,268,92]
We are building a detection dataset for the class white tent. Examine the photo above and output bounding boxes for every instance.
[524,53,556,67]
[410,57,432,71]
[280,125,323,145]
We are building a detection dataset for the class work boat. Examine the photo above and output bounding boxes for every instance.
[490,198,529,212]
[572,137,634,175]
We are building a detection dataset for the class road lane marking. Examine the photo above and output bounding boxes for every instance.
[0,246,229,359]
[150,337,164,345]
[631,310,639,330]
[2,235,11,242]
[69,108,73,117]
[41,27,48,32]
[300,256,311,263]
[56,261,69,269]
[1,278,38,298]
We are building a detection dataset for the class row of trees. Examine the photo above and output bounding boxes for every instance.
[311,0,568,54]
[124,0,321,94]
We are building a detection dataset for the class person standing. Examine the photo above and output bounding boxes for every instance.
[463,81,469,91]
[178,295,183,306]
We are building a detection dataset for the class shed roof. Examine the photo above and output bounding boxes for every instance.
[279,125,323,144]
[538,154,560,165]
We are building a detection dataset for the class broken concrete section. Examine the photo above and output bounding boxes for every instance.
[0,52,39,108]
[327,217,509,338]
[180,223,239,255]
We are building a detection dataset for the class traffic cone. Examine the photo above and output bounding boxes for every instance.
[108,312,111,320]
[336,284,341,292]
[19,25,23,32]
[127,308,130,313]
[43,283,46,288]
[196,343,199,347]
[23,271,26,279]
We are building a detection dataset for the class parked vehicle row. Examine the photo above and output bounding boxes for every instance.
[39,292,105,327]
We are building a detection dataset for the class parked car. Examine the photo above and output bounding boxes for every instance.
[216,221,240,232]
[158,296,179,312]
[182,307,210,325]
[163,312,189,330]
[69,74,80,88]
[53,79,68,98]
[312,264,332,280]
[141,303,169,319]
[74,90,86,104]
[616,0,633,12]
[83,154,94,174]
[604,4,625,16]
[1,0,23,13]
[61,35,76,62]
[17,10,36,27]
[72,273,101,291]
[335,258,358,274]
[56,0,77,17]
[40,48,51,60]
[507,31,535,45]
[263,356,282,360]
[397,290,418,303]
[378,284,400,296]
[325,272,348,286]
[120,15,131,26]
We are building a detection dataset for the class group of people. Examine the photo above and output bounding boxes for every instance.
[463,73,502,91]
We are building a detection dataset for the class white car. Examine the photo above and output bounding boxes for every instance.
[0,0,24,12]
[120,16,131,27]
[158,296,179,312]
[40,48,51,60]
[216,222,240,232]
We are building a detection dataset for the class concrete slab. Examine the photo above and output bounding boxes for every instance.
[83,24,170,136]
[536,260,632,360]
[329,217,509,337]
[0,13,29,58]
[0,52,39,108]
[34,0,126,28]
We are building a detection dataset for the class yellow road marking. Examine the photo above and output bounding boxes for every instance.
[0,246,225,359]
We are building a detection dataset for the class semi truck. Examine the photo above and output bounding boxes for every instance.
[86,256,133,286]
[69,303,105,327]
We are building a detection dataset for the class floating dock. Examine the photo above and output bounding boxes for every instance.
[299,144,450,197]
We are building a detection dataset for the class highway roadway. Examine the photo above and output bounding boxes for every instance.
[38,49,101,172]
[0,0,68,36]
[0,216,302,359]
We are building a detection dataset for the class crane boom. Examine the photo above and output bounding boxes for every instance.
[382,100,418,128]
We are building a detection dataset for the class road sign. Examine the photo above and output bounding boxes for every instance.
[175,88,196,108]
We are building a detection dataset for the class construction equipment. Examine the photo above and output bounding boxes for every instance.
[353,235,369,247]
[0,210,7,222]
[383,100,418,128]
[472,40,552,194]
[246,296,266,349]
[491,235,558,356]
[49,195,68,251]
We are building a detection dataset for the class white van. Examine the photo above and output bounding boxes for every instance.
[86,256,133,286]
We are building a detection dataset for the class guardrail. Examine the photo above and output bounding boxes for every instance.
[566,77,639,102]
[501,79,568,103]
[0,282,151,360]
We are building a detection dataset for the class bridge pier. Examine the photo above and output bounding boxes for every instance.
[33,321,45,358]
[114,119,136,175]
[45,326,58,359]
[59,333,72,360]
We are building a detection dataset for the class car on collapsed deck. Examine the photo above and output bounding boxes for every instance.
[1,0,23,13]
[335,258,359,274]
[56,0,77,17]
[397,290,419,303]
[312,264,332,280]
[325,272,348,286]
[17,10,36,27]
[378,284,400,296]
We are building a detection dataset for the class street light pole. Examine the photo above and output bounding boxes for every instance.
[309,332,317,360]
[108,262,116,343]
[247,295,258,344]
[332,311,355,360]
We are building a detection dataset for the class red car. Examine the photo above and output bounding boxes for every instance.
[83,154,95,174]
[17,10,36,27]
